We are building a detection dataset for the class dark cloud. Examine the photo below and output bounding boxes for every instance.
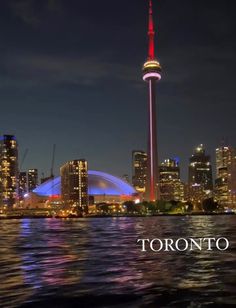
[7,0,62,26]
[8,0,39,25]
[1,52,139,89]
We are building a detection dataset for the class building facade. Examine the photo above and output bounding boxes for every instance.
[215,146,236,207]
[159,159,184,201]
[60,159,88,212]
[0,135,18,208]
[19,171,27,200]
[188,144,213,205]
[132,150,147,194]
[28,169,38,192]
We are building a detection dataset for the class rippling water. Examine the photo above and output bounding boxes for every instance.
[0,216,235,307]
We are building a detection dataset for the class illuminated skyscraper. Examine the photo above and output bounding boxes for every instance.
[0,135,18,207]
[159,159,184,201]
[142,0,162,201]
[188,144,213,204]
[215,145,236,207]
[28,169,38,192]
[19,171,27,200]
[216,146,232,178]
[229,150,236,207]
[60,159,88,212]
[132,150,147,193]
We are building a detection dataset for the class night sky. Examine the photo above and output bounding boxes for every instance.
[0,0,235,182]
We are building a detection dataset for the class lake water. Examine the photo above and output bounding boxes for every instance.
[0,216,235,307]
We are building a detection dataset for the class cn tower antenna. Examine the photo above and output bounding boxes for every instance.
[148,0,155,60]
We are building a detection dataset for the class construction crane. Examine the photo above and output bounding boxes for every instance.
[50,144,56,199]
[50,144,56,179]
[18,148,28,205]
[20,148,28,171]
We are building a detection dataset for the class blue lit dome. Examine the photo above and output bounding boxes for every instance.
[33,170,136,197]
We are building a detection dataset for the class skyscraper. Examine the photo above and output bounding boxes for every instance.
[0,135,18,208]
[159,159,184,201]
[216,146,232,178]
[188,144,213,204]
[28,169,38,192]
[60,159,88,213]
[215,145,236,207]
[229,150,236,207]
[132,150,147,193]
[142,0,162,201]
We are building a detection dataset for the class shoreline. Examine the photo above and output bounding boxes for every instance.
[0,212,235,220]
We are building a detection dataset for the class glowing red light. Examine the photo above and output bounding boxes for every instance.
[148,0,155,60]
[50,194,59,199]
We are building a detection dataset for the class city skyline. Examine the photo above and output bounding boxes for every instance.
[0,0,235,181]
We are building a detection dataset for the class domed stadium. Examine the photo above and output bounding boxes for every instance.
[33,170,138,203]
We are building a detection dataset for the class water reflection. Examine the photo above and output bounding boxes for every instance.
[20,219,89,288]
[0,220,32,307]
[0,216,235,307]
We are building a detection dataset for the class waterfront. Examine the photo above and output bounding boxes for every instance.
[0,216,235,307]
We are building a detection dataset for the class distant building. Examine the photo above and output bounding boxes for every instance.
[229,150,236,207]
[19,172,27,200]
[215,146,236,207]
[0,135,18,207]
[132,151,147,194]
[122,174,129,183]
[28,169,38,192]
[159,158,184,201]
[60,159,88,212]
[188,144,213,204]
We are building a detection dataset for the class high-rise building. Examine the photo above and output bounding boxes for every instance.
[60,159,88,212]
[19,171,27,200]
[142,0,162,201]
[229,150,236,207]
[159,159,184,201]
[215,146,236,207]
[0,135,18,207]
[216,146,232,178]
[132,151,147,193]
[28,169,38,192]
[188,144,213,204]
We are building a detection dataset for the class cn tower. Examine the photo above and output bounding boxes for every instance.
[143,0,161,201]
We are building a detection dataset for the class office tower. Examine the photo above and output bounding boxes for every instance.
[159,158,184,201]
[0,135,18,207]
[215,146,236,207]
[60,159,88,212]
[19,171,27,200]
[28,169,38,192]
[132,150,147,193]
[188,144,213,204]
[142,0,162,201]
[229,150,236,206]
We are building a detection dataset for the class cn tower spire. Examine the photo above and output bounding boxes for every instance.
[148,0,155,60]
